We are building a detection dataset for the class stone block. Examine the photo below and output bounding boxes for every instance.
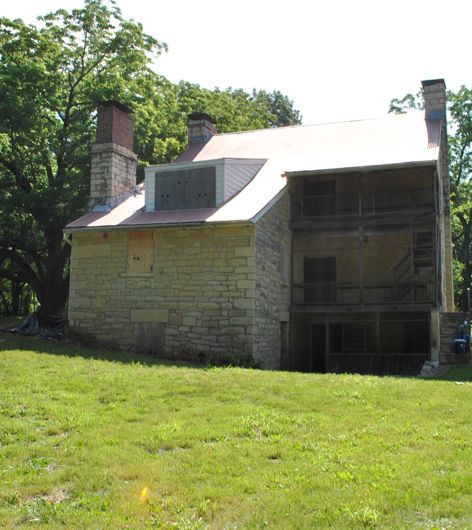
[237,280,254,289]
[198,302,220,310]
[182,316,197,327]
[74,244,111,258]
[130,309,169,323]
[234,298,255,310]
[234,247,253,257]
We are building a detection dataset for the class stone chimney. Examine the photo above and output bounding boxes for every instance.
[90,101,138,209]
[187,112,217,144]
[421,78,454,310]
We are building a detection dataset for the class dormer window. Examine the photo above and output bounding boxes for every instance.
[144,158,266,212]
[155,167,216,210]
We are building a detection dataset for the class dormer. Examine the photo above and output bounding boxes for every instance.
[144,158,266,212]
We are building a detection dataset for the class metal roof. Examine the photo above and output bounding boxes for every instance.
[66,111,441,231]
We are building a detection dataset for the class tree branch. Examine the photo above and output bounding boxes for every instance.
[0,154,32,192]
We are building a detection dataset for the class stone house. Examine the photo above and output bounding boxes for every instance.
[66,79,455,374]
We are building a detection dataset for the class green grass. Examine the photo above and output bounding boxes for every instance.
[1,332,472,529]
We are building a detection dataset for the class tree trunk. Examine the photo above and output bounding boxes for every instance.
[11,280,20,315]
[36,243,71,318]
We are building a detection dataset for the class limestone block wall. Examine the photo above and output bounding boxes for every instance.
[253,192,291,369]
[68,224,257,360]
[438,143,454,312]
[90,143,138,207]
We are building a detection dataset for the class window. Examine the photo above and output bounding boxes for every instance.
[303,179,335,216]
[127,231,154,273]
[155,167,216,210]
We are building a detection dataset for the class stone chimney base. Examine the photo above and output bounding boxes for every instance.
[90,143,138,209]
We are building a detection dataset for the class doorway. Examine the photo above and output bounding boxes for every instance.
[304,257,336,304]
[310,323,326,372]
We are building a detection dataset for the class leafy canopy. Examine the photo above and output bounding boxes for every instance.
[0,0,301,316]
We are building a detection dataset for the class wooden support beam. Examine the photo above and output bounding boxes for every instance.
[325,320,330,373]
[359,224,364,305]
[376,312,380,370]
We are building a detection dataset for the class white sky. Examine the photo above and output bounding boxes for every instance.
[3,0,471,125]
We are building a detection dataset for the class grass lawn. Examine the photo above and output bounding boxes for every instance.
[1,332,472,529]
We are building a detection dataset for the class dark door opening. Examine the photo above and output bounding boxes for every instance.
[310,323,326,372]
[304,257,337,304]
[303,180,336,216]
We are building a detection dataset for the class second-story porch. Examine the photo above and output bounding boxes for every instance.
[289,165,438,229]
[291,224,439,310]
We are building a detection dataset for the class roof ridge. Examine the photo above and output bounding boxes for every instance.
[213,111,424,137]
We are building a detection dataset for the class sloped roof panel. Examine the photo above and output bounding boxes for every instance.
[66,112,441,230]
[184,112,439,164]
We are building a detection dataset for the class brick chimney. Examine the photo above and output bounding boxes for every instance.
[90,101,138,209]
[187,112,217,144]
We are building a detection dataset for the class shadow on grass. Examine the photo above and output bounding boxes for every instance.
[3,325,471,381]
[432,365,472,382]
[0,330,201,369]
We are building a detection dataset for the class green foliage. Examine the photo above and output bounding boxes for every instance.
[0,0,165,316]
[0,2,301,315]
[134,81,302,172]
[252,89,303,127]
[448,87,472,307]
[1,332,472,528]
[388,91,423,114]
[447,87,472,307]
[207,351,260,368]
[0,279,35,316]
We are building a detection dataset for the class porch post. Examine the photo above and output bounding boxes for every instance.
[358,172,362,217]
[325,318,330,373]
[376,312,381,371]
[430,309,440,363]
[358,173,364,305]
[359,224,364,305]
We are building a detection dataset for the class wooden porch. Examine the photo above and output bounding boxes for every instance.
[296,187,433,219]
[290,311,431,376]
[292,280,434,306]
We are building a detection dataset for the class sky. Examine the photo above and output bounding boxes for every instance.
[3,0,472,125]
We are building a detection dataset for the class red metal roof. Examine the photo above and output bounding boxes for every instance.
[66,112,441,231]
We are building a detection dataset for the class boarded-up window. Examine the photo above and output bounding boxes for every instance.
[127,231,154,273]
[155,167,216,210]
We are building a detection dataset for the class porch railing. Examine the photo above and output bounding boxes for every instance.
[328,352,428,376]
[292,281,434,305]
[301,188,433,218]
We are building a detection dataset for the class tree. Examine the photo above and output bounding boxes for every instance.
[252,89,302,127]
[134,82,302,172]
[0,0,165,316]
[388,92,422,114]
[448,87,472,308]
[389,86,472,309]
[0,1,302,317]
